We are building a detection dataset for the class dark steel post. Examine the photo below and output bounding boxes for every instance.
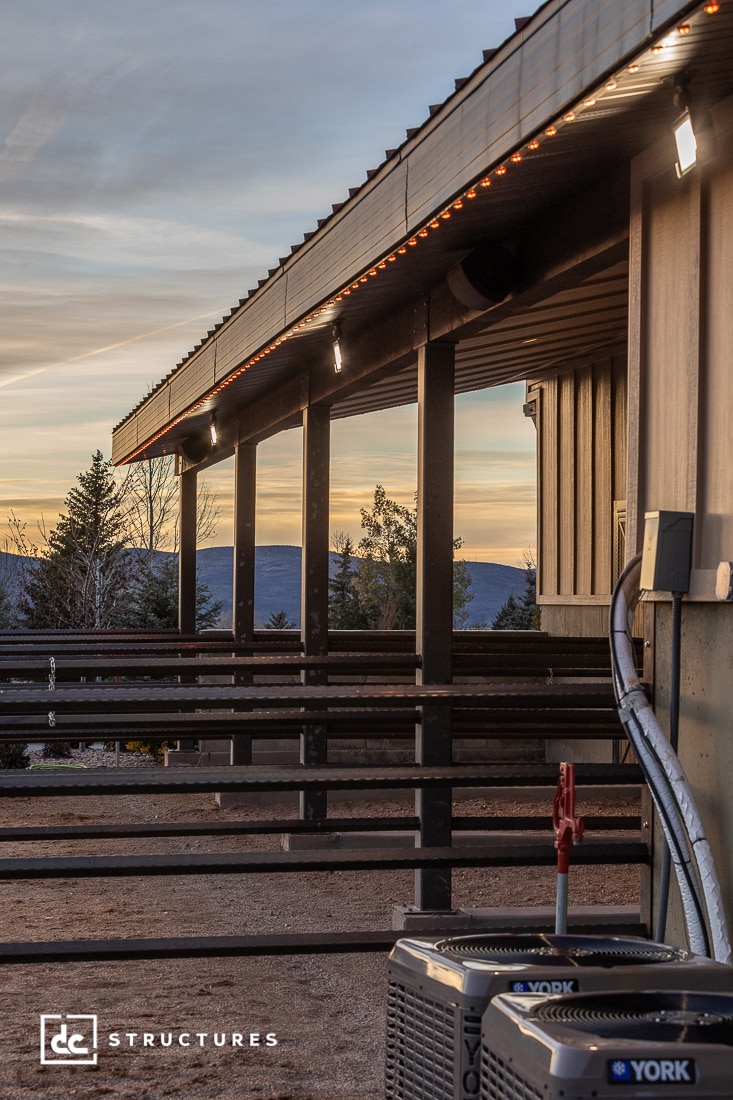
[300,405,331,821]
[177,467,198,752]
[233,443,257,645]
[232,443,257,766]
[178,467,197,635]
[415,341,455,911]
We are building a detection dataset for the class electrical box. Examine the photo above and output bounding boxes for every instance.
[640,511,694,592]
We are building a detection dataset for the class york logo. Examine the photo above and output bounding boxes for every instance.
[609,1058,695,1084]
[509,979,578,994]
[40,1014,98,1065]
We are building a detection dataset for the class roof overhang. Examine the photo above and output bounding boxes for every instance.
[112,0,733,469]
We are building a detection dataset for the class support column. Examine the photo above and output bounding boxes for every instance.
[300,404,331,821]
[178,467,197,635]
[177,467,198,753]
[233,442,257,644]
[415,341,455,911]
[232,443,257,765]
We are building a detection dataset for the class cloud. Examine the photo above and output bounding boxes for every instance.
[0,0,538,565]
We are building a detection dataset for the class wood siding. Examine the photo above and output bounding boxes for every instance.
[531,353,627,602]
[627,92,733,594]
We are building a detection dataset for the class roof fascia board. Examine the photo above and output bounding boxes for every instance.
[113,0,698,464]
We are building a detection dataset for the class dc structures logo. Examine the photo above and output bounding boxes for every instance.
[40,1014,98,1065]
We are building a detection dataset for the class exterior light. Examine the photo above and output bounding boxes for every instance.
[673,109,698,175]
[671,75,717,178]
[332,323,344,374]
[209,415,218,446]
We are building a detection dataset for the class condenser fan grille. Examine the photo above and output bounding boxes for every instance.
[436,934,682,967]
[385,981,456,1099]
[534,991,733,1044]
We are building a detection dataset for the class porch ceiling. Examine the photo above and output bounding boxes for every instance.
[111,0,733,466]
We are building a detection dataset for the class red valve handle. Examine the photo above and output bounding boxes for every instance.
[553,762,585,874]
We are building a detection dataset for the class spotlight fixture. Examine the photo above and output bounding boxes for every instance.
[209,414,218,446]
[670,73,716,177]
[332,323,344,374]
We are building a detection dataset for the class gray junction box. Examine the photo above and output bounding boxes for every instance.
[640,510,694,592]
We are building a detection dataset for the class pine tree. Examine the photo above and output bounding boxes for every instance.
[265,609,296,629]
[20,451,133,628]
[492,553,540,630]
[348,485,473,630]
[126,556,222,631]
[328,535,368,629]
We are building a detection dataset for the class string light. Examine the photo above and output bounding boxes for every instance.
[126,9,712,465]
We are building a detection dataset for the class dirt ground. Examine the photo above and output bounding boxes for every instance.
[0,756,640,1100]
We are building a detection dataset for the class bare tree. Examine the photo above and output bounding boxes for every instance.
[121,456,221,553]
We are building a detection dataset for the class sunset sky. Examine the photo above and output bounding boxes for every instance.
[0,0,537,564]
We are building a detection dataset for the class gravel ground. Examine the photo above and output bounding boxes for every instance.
[0,749,641,1099]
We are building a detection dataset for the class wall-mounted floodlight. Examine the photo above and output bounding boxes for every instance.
[673,109,698,177]
[209,414,218,446]
[332,323,344,374]
[671,73,716,178]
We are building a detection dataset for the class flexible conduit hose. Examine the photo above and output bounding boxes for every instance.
[609,554,731,963]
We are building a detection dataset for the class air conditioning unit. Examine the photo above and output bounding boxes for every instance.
[385,933,732,1100]
[481,989,733,1099]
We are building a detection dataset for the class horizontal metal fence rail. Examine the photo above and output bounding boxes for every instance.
[0,762,642,797]
[0,628,646,960]
[0,839,648,881]
[0,813,641,843]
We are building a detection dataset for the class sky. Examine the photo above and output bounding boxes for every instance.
[0,0,538,565]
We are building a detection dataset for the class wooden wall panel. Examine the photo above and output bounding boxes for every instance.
[558,372,576,595]
[575,366,593,594]
[700,138,733,569]
[534,353,627,603]
[627,92,733,596]
[534,380,558,597]
[592,363,612,592]
[640,178,700,516]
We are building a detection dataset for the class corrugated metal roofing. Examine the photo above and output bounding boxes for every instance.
[112,0,733,465]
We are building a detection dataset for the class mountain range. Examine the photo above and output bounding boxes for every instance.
[195,545,524,629]
[0,546,524,630]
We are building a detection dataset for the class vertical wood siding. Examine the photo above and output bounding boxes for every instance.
[531,353,627,600]
[627,93,733,583]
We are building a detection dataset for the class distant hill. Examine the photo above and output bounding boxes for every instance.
[194,545,524,629]
[0,545,525,630]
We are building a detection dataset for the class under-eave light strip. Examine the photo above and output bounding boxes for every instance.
[124,1,720,464]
